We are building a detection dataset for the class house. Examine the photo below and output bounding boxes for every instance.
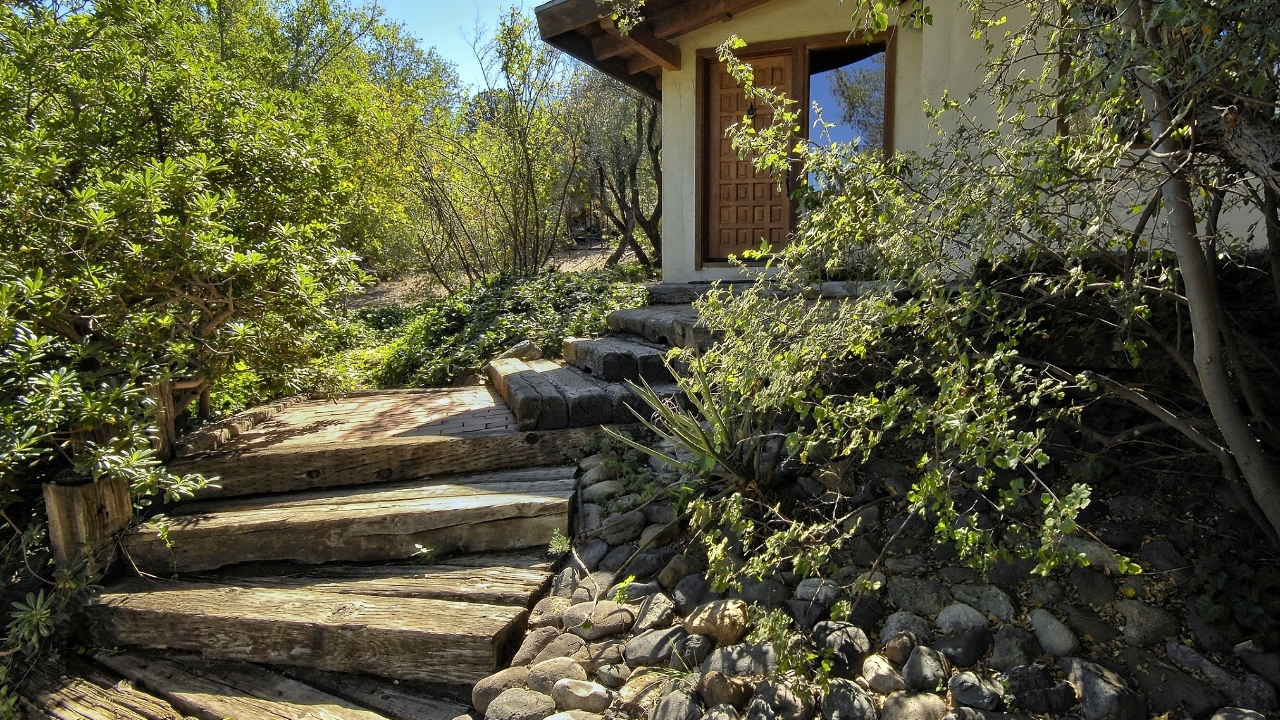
[534,0,998,285]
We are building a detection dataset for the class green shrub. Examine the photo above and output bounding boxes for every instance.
[371,268,651,387]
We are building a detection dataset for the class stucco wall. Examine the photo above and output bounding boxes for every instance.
[660,0,993,283]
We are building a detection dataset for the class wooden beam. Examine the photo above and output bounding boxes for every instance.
[600,16,681,71]
[44,476,132,573]
[592,32,631,61]
[628,55,659,75]
[544,31,661,99]
[535,0,602,39]
[649,0,777,40]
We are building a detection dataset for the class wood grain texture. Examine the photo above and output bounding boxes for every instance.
[95,654,389,720]
[20,660,186,720]
[192,563,552,607]
[121,480,571,573]
[277,668,467,720]
[165,427,597,499]
[43,476,132,573]
[90,584,527,685]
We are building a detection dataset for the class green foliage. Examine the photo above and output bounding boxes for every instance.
[374,269,650,387]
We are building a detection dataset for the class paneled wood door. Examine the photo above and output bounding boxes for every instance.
[707,53,793,261]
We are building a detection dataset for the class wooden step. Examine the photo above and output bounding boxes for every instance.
[122,472,572,573]
[90,582,528,685]
[20,658,186,720]
[485,358,570,431]
[606,306,716,350]
[527,359,616,427]
[94,653,391,720]
[188,561,553,606]
[170,425,595,500]
[276,667,469,720]
[563,337,674,383]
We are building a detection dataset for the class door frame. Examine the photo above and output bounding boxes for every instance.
[694,29,897,268]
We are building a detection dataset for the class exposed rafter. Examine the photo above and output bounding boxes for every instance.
[599,17,682,72]
[649,0,777,39]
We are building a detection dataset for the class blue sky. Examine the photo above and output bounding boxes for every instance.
[376,1,534,90]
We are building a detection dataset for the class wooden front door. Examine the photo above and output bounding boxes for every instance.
[707,53,793,261]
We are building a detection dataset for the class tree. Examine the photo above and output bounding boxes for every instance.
[570,70,662,266]
[827,53,884,149]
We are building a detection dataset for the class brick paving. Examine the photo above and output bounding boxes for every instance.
[223,386,518,450]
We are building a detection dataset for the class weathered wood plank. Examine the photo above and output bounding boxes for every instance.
[648,0,777,39]
[485,359,570,431]
[95,654,389,720]
[122,482,570,573]
[20,661,186,720]
[166,427,597,499]
[277,668,468,720]
[90,584,527,685]
[43,476,132,573]
[192,563,552,607]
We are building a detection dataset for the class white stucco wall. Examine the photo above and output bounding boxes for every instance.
[659,0,993,283]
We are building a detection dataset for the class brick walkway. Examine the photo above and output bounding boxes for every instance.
[224,387,518,451]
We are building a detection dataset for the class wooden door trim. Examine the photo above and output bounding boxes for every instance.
[694,29,897,268]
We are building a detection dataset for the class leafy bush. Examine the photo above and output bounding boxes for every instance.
[373,268,650,387]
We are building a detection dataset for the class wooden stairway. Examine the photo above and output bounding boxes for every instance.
[36,388,596,720]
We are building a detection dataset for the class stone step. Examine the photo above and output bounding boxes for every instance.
[94,653,395,720]
[487,358,674,430]
[605,306,717,350]
[89,578,528,686]
[121,471,573,573]
[562,336,674,383]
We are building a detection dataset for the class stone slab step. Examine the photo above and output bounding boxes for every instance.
[121,472,573,573]
[605,306,717,350]
[89,583,528,685]
[562,336,674,383]
[20,657,187,720]
[94,653,391,720]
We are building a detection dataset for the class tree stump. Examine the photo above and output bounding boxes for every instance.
[44,476,132,573]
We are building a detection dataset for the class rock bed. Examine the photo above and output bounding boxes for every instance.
[469,450,1280,720]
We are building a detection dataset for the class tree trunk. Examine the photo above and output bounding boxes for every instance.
[1195,104,1280,197]
[1265,187,1280,306]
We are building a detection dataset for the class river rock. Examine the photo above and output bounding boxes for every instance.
[744,697,777,720]
[633,592,675,633]
[902,645,949,692]
[887,577,951,616]
[475,667,531,714]
[703,643,778,677]
[815,621,872,676]
[552,568,579,599]
[1139,539,1191,582]
[660,555,704,588]
[1116,647,1224,718]
[1068,568,1116,608]
[936,603,987,635]
[949,584,1016,622]
[615,671,667,717]
[528,657,587,695]
[989,626,1041,672]
[639,523,679,549]
[1234,640,1280,687]
[670,633,715,671]
[755,681,812,720]
[1061,656,1146,720]
[652,689,702,720]
[1114,600,1179,647]
[513,627,563,666]
[1027,578,1064,607]
[582,480,624,504]
[881,611,932,645]
[562,601,635,640]
[574,539,609,573]
[862,655,906,694]
[1058,603,1120,645]
[544,712,600,720]
[674,574,712,615]
[884,631,923,666]
[599,545,635,573]
[486,688,555,720]
[821,678,876,720]
[551,680,610,713]
[532,634,587,666]
[1030,608,1081,656]
[880,691,947,720]
[949,672,1003,710]
[1004,664,1075,715]
[1166,642,1278,711]
[796,578,841,605]
[576,640,624,673]
[685,599,749,645]
[932,626,992,668]
[704,705,741,720]
[1210,710,1268,720]
[531,597,573,629]
[1061,536,1121,574]
[598,511,646,544]
[699,671,754,709]
[731,577,790,608]
[596,664,631,689]
[625,626,686,667]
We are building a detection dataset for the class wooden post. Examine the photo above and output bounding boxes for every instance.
[149,380,176,461]
[43,476,133,574]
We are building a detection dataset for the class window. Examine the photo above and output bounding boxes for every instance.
[809,43,888,149]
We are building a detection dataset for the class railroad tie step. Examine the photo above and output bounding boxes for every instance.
[90,582,529,685]
[605,306,717,350]
[562,336,674,383]
[120,471,573,573]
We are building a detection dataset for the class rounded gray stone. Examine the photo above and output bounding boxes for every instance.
[1030,608,1082,656]
[485,688,556,720]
